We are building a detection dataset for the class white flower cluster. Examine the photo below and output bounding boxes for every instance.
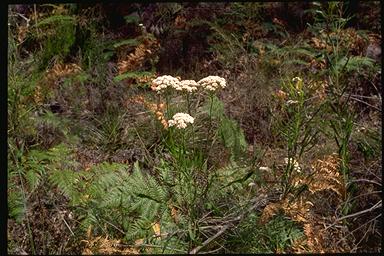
[151,75,181,93]
[197,76,226,91]
[174,80,199,93]
[284,157,301,173]
[292,77,303,82]
[152,75,227,93]
[286,100,299,105]
[168,112,194,129]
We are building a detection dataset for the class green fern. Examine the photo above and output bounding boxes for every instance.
[8,189,25,223]
[49,169,82,202]
[8,143,74,224]
[335,56,376,73]
[34,14,75,28]
[33,13,76,68]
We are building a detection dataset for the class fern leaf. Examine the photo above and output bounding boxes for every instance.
[49,169,81,202]
[8,190,25,223]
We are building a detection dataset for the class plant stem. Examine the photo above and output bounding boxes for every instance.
[206,93,214,151]
[186,93,191,115]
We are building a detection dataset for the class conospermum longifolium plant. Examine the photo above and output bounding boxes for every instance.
[150,74,227,245]
[150,74,227,129]
[150,74,228,166]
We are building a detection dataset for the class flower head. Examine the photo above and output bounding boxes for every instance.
[286,100,299,105]
[284,157,301,173]
[292,77,302,82]
[259,166,271,171]
[174,79,199,93]
[168,112,194,129]
[197,76,226,92]
[292,77,303,90]
[151,75,181,93]
[275,90,287,100]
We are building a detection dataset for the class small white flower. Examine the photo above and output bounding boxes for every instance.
[151,75,181,93]
[197,76,226,92]
[174,79,199,93]
[286,100,299,105]
[168,113,194,129]
[292,77,302,82]
[284,157,301,173]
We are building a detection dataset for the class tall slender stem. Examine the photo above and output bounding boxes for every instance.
[206,93,214,151]
[186,93,191,115]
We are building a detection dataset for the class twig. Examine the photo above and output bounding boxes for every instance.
[325,200,382,231]
[341,94,381,112]
[16,13,31,24]
[349,94,381,99]
[353,214,380,251]
[199,225,224,231]
[62,216,75,236]
[102,219,125,235]
[189,194,268,254]
[336,213,381,250]
[200,244,225,254]
[128,243,186,253]
[190,224,231,254]
[347,179,382,187]
[346,190,381,202]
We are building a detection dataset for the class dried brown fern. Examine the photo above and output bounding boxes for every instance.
[44,62,82,86]
[81,225,139,255]
[260,154,351,253]
[117,37,160,75]
[34,62,82,105]
[307,154,346,199]
[131,95,168,129]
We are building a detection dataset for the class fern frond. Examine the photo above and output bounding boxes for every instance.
[25,168,44,192]
[34,15,75,27]
[8,190,25,223]
[49,169,81,202]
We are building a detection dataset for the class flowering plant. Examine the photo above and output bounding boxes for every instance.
[197,75,227,91]
[151,75,181,93]
[168,113,194,129]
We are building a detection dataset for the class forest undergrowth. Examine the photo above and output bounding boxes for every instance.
[8,2,381,254]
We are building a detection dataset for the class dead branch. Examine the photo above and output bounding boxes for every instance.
[189,194,269,254]
[325,200,382,231]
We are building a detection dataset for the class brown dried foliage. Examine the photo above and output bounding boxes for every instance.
[131,95,168,129]
[310,28,370,56]
[260,154,351,253]
[34,62,82,105]
[82,236,139,255]
[117,37,160,75]
[44,62,82,85]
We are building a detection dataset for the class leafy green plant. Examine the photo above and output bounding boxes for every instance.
[31,10,76,69]
[85,107,127,153]
[38,73,258,254]
[226,213,304,253]
[272,77,323,195]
